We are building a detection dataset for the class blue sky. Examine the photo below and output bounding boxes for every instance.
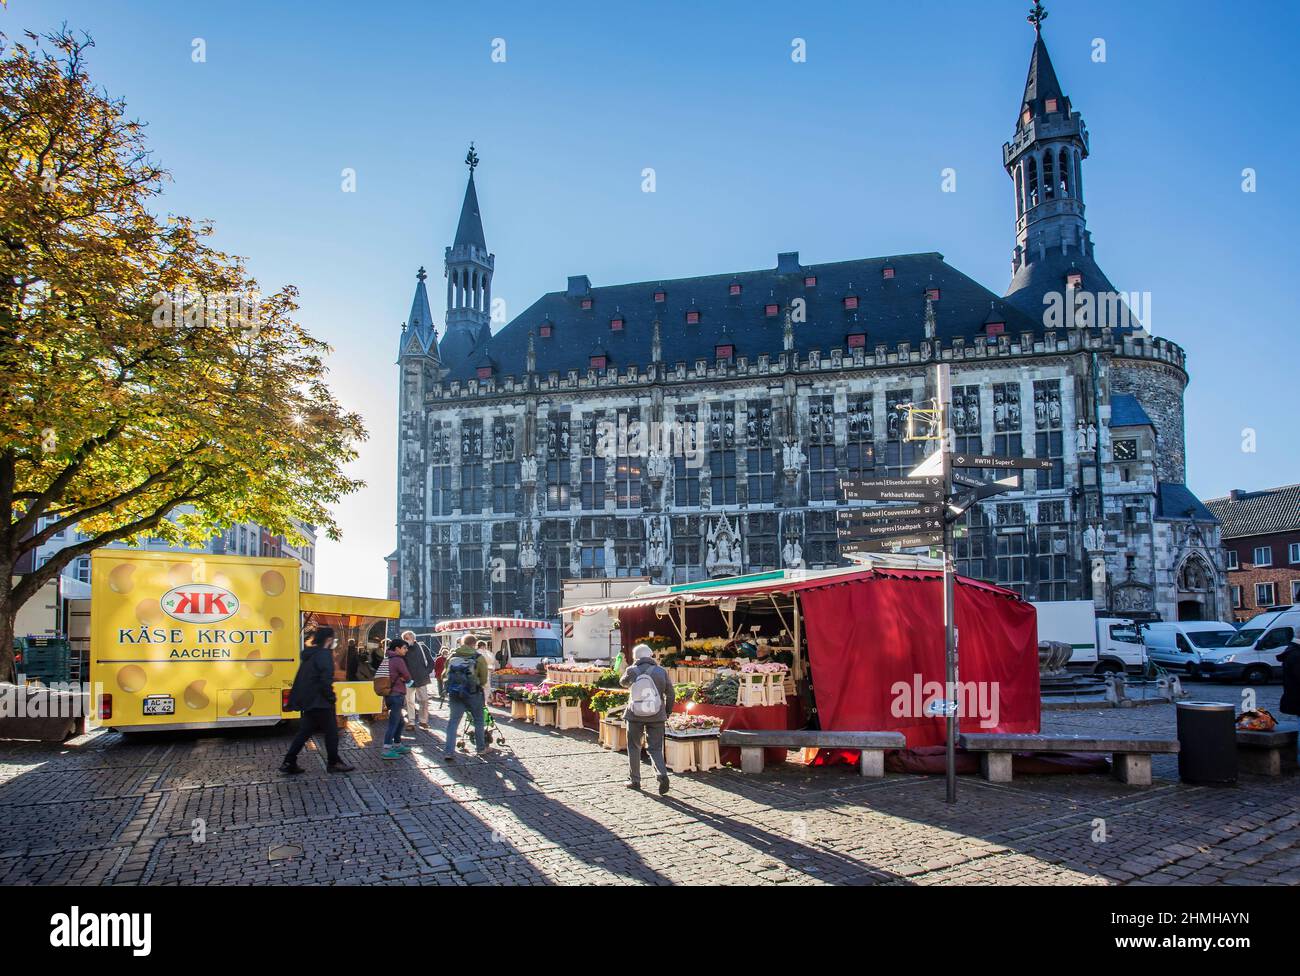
[13,0,1299,597]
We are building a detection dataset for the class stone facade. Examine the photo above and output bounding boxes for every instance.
[392,20,1228,630]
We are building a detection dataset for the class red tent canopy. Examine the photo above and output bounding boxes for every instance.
[800,572,1040,747]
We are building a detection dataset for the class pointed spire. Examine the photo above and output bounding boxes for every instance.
[399,266,439,362]
[454,145,487,250]
[1017,5,1065,129]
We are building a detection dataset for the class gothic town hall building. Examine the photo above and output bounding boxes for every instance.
[393,20,1228,631]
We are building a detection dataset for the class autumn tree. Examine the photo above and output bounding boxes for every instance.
[0,29,366,680]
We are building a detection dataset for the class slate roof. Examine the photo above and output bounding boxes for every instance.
[1017,33,1067,129]
[442,251,1042,382]
[1109,394,1153,428]
[454,174,487,250]
[1205,485,1300,539]
[1157,483,1218,523]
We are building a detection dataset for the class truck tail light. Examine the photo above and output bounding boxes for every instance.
[99,694,113,720]
[281,689,292,712]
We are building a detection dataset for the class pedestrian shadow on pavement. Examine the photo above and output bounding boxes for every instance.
[655,794,911,885]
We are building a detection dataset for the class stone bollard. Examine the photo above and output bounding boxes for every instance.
[1104,672,1130,707]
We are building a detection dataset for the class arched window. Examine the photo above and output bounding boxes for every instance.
[1026,155,1040,208]
[1074,150,1083,202]
[1015,168,1024,217]
[1058,148,1071,197]
[1042,151,1055,200]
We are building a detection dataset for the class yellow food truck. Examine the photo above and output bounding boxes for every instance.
[89,550,398,732]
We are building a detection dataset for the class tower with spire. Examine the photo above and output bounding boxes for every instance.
[1002,3,1117,316]
[440,143,494,369]
[398,266,439,362]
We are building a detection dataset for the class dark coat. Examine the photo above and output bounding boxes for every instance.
[1278,641,1300,717]
[405,641,434,687]
[287,644,336,712]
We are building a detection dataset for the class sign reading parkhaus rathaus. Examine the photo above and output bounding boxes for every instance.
[394,14,1228,632]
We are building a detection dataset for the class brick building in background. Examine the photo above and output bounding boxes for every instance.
[1206,485,1300,621]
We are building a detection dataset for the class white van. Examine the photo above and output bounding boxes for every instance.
[431,616,563,671]
[1142,620,1256,681]
[1198,608,1297,683]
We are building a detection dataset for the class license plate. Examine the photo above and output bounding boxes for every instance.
[143,695,175,716]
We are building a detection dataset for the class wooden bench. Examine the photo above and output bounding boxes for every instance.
[1236,723,1298,777]
[958,733,1179,786]
[719,730,906,777]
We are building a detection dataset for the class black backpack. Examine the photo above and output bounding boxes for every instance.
[446,655,481,699]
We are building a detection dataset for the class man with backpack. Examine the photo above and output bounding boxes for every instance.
[400,630,435,729]
[376,638,413,760]
[443,634,491,762]
[619,643,675,795]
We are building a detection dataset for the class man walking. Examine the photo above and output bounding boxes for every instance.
[280,625,354,774]
[444,634,490,762]
[620,643,674,795]
[401,630,435,729]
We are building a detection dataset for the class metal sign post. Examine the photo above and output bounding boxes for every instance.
[936,364,958,804]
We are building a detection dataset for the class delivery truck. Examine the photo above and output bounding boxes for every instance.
[1032,599,1146,674]
[89,550,398,732]
[561,577,650,661]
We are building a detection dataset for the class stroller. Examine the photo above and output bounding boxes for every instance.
[457,700,508,752]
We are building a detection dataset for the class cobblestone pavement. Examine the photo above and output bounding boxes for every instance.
[0,683,1295,886]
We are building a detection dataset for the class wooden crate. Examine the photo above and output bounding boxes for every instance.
[556,699,584,730]
[694,736,723,772]
[533,701,557,728]
[509,700,529,720]
[664,736,698,773]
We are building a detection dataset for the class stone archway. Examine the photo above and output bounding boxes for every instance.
[1175,552,1216,621]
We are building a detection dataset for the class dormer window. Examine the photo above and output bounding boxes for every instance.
[1065,271,1083,289]
[1044,98,1058,113]
[610,317,624,332]
[539,322,553,338]
[926,288,940,301]
[685,310,700,324]
[985,322,1005,336]
[476,366,493,379]
[729,283,742,296]
[846,333,867,348]
[1022,109,1032,126]
[580,298,593,310]
[882,266,895,280]
[764,304,779,317]
[715,344,734,360]
[653,290,666,303]
[804,275,817,287]
[843,295,859,310]
[589,355,607,370]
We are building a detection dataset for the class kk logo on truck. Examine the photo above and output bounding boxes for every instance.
[160,583,240,624]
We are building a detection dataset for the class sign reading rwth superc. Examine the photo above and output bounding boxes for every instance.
[160,583,241,624]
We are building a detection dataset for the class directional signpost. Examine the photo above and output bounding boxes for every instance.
[835,369,1038,805]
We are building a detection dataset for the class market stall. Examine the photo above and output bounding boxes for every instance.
[559,557,1040,765]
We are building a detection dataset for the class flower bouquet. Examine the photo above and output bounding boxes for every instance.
[738,661,789,675]
[590,689,630,714]
[635,635,674,652]
[495,666,541,677]
[547,682,594,704]
[666,712,724,737]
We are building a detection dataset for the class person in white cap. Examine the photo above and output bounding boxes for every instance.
[619,643,675,794]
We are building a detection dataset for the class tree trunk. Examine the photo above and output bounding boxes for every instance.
[0,566,15,684]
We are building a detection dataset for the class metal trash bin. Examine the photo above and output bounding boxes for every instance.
[1175,701,1238,785]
